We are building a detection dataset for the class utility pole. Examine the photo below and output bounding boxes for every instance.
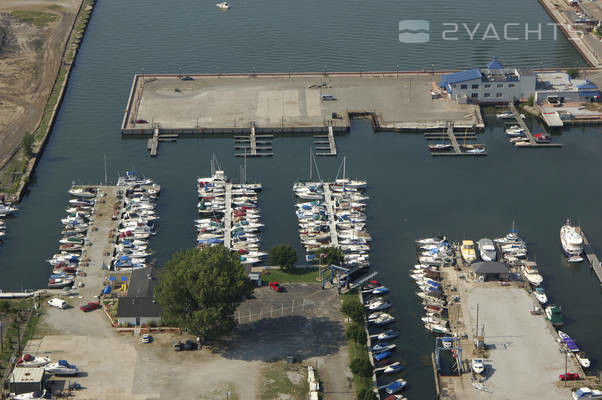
[0,321,3,352]
[564,349,568,386]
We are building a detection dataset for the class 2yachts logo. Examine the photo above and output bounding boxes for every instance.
[399,21,584,43]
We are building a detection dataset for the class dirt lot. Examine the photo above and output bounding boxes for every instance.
[0,0,81,174]
[27,282,352,400]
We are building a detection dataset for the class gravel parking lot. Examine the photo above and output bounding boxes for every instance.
[445,287,579,400]
[27,282,351,399]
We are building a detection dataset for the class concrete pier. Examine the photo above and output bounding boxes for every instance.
[508,103,562,148]
[577,227,602,287]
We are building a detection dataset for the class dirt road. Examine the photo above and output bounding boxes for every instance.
[0,0,81,172]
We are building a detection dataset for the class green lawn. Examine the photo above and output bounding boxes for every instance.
[258,361,309,400]
[10,10,57,27]
[261,268,319,283]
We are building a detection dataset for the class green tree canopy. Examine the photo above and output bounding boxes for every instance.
[350,357,373,377]
[346,323,367,345]
[268,244,297,272]
[566,68,580,79]
[154,246,253,340]
[316,247,344,266]
[341,296,365,324]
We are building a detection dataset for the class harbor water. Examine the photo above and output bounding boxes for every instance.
[0,0,600,397]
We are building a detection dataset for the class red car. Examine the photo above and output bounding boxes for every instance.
[559,372,580,381]
[80,302,101,312]
[269,282,284,292]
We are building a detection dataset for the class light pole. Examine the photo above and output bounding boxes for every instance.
[359,65,363,77]
[396,64,399,79]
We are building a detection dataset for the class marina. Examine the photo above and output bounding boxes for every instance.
[503,103,563,148]
[426,122,487,156]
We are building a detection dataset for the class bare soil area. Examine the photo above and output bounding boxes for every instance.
[0,0,80,172]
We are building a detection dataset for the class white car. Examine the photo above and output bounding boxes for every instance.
[47,298,67,309]
[141,334,152,343]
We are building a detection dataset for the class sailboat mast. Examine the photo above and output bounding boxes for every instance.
[309,146,312,181]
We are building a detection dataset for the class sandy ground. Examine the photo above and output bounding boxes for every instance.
[0,0,81,171]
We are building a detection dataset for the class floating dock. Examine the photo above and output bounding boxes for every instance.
[507,102,562,148]
[577,227,602,287]
[234,125,274,157]
[429,122,487,157]
[322,184,339,248]
[150,129,159,157]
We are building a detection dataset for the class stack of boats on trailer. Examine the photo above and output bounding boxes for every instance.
[46,186,100,288]
[414,237,450,335]
[295,177,371,269]
[0,200,18,241]
[196,170,265,265]
[111,172,160,270]
[360,281,408,399]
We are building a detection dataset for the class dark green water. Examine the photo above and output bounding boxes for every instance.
[0,0,600,397]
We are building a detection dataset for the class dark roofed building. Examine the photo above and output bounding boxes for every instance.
[116,266,162,326]
[471,261,511,281]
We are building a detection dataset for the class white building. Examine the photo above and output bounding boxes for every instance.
[534,72,600,104]
[439,57,536,104]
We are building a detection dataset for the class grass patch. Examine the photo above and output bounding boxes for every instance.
[261,268,319,283]
[258,361,309,400]
[10,10,57,27]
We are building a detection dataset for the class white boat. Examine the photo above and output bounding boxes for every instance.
[216,1,230,9]
[12,390,53,399]
[576,352,591,369]
[521,262,543,286]
[496,111,513,118]
[0,203,18,215]
[68,187,97,198]
[366,298,391,311]
[16,354,51,367]
[560,220,583,257]
[370,313,396,326]
[471,358,485,374]
[424,323,451,334]
[416,236,446,245]
[477,238,497,261]
[534,287,548,304]
[568,255,584,263]
[44,360,78,376]
[572,387,602,400]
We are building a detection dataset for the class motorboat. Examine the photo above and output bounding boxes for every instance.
[568,255,584,263]
[422,316,448,326]
[471,358,485,374]
[560,220,583,257]
[496,111,513,118]
[576,352,591,369]
[521,262,543,286]
[371,286,390,295]
[429,143,453,152]
[374,361,403,375]
[379,379,407,395]
[45,360,78,376]
[12,390,53,399]
[370,313,396,326]
[16,354,51,367]
[534,133,551,143]
[460,240,477,263]
[0,203,18,215]
[373,351,391,362]
[477,238,497,261]
[68,187,97,198]
[572,388,602,400]
[370,329,398,341]
[48,278,74,289]
[366,298,391,311]
[216,1,230,9]
[424,322,450,334]
[464,147,486,154]
[545,305,563,327]
[558,330,579,353]
[372,343,397,353]
[534,287,548,304]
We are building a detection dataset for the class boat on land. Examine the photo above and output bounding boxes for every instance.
[45,360,78,376]
[560,219,583,257]
[478,238,497,261]
[12,390,53,399]
[472,358,485,374]
[16,354,51,367]
[460,240,477,263]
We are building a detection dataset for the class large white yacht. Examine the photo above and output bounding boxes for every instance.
[560,219,583,257]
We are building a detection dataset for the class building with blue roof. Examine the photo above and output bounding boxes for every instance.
[534,72,600,103]
[439,57,536,104]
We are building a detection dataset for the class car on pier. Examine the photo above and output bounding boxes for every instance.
[559,372,580,381]
[79,302,100,312]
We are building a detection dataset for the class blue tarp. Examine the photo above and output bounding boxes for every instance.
[121,276,128,281]
[103,285,112,295]
[109,276,116,281]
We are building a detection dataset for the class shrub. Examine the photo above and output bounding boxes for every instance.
[566,68,580,79]
[268,244,297,272]
[357,388,377,400]
[346,323,367,345]
[341,296,365,324]
[350,357,373,378]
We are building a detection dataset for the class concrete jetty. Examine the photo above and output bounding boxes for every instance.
[430,122,487,157]
[577,227,602,287]
[122,73,483,136]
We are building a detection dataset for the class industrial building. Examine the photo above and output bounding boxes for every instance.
[115,266,162,326]
[471,261,511,282]
[534,71,600,104]
[439,57,536,104]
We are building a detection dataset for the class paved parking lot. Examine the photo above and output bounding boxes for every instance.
[28,282,351,399]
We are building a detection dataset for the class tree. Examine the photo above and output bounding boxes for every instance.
[346,323,367,345]
[566,68,580,79]
[341,297,365,324]
[154,246,253,340]
[268,244,297,272]
[22,133,34,158]
[357,388,377,400]
[317,247,343,266]
[349,357,373,377]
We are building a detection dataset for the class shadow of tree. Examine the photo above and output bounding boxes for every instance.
[214,315,345,362]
